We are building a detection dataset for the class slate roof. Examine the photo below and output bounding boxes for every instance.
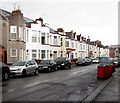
[0,8,35,24]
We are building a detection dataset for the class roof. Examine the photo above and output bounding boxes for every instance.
[90,41,96,46]
[0,44,4,48]
[24,17,34,23]
[0,14,8,21]
[0,8,34,24]
[50,28,58,34]
[0,9,11,17]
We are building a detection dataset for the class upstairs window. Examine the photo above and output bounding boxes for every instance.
[19,27,23,41]
[54,36,57,45]
[61,38,63,46]
[32,30,37,43]
[38,31,41,43]
[66,41,69,47]
[27,29,29,42]
[47,33,49,44]
[41,33,46,44]
[10,26,17,40]
[72,42,74,48]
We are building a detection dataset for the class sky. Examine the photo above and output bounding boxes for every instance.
[0,0,119,46]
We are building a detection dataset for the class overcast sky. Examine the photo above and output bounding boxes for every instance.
[0,0,119,46]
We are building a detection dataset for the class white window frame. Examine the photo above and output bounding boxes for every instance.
[47,34,49,44]
[38,50,41,59]
[66,41,69,47]
[41,32,46,44]
[54,36,57,45]
[38,31,41,43]
[19,49,23,60]
[19,27,23,41]
[10,49,17,57]
[10,26,17,40]
[32,50,37,59]
[41,50,46,59]
[32,30,37,43]
[27,29,29,42]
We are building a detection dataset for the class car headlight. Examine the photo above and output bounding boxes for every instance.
[17,68,22,71]
[61,63,65,65]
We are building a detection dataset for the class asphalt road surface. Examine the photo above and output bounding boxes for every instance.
[2,64,108,102]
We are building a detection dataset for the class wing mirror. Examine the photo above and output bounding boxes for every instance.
[26,64,29,67]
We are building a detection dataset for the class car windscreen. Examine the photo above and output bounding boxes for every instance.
[40,60,50,64]
[55,58,66,61]
[12,61,26,66]
[100,60,113,65]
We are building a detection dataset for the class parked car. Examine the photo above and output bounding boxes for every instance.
[55,57,71,69]
[9,60,39,77]
[92,58,100,64]
[117,58,120,67]
[76,59,88,66]
[38,60,58,72]
[111,58,120,68]
[0,62,10,81]
[98,56,109,63]
[85,58,92,65]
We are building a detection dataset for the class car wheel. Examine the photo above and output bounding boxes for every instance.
[69,66,71,69]
[55,67,57,71]
[3,72,9,80]
[22,70,26,77]
[48,68,51,72]
[64,65,68,69]
[34,69,39,75]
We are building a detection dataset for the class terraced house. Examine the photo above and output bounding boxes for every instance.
[25,18,50,60]
[0,8,109,64]
[0,9,26,64]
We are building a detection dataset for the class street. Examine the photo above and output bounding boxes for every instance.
[2,64,112,102]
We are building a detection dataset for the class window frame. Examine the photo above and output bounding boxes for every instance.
[10,49,17,57]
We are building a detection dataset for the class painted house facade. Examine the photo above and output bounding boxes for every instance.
[58,31,66,58]
[25,18,50,60]
[0,9,26,64]
[7,10,26,64]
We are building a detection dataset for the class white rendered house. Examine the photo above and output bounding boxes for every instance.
[25,18,50,60]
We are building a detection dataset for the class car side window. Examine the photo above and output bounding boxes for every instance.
[53,61,56,64]
[27,61,31,66]
[50,61,53,64]
[30,61,35,65]
[66,58,69,61]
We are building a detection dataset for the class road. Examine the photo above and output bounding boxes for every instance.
[2,64,109,102]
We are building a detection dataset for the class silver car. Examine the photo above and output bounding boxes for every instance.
[10,60,39,77]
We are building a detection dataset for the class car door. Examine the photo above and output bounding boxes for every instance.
[66,58,71,67]
[30,60,36,73]
[25,61,32,74]
[51,60,56,69]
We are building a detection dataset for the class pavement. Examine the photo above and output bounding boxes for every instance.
[93,67,120,102]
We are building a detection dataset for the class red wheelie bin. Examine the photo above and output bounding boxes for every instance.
[97,65,104,79]
[104,65,113,78]
[97,59,114,79]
